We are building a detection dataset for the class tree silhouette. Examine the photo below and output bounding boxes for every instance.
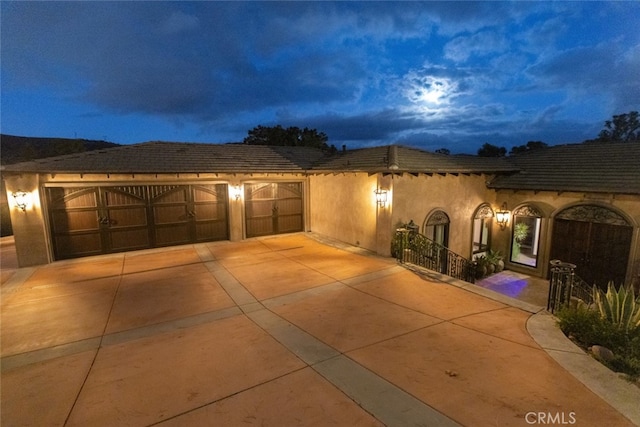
[509,141,548,155]
[243,125,333,150]
[597,111,639,142]
[477,143,506,157]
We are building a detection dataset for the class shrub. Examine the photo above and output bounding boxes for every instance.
[557,303,640,380]
[593,282,640,332]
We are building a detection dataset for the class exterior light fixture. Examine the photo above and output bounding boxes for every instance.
[495,202,510,230]
[231,185,242,201]
[12,190,31,212]
[374,188,387,207]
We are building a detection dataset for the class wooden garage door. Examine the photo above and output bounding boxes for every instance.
[152,185,229,246]
[46,184,228,260]
[245,182,303,238]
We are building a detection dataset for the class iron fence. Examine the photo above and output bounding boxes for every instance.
[393,228,476,283]
[547,259,593,313]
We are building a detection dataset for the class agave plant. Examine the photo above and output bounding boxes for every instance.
[592,281,640,331]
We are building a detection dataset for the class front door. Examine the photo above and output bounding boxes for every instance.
[550,205,633,288]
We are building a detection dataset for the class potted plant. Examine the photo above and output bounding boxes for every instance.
[475,255,489,279]
[487,249,505,272]
[512,223,529,259]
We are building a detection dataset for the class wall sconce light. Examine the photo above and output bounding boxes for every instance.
[495,202,510,230]
[12,190,32,212]
[231,185,242,201]
[374,188,387,207]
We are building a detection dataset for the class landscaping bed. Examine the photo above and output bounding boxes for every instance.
[556,283,640,385]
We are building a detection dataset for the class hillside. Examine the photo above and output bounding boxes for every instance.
[1,134,120,165]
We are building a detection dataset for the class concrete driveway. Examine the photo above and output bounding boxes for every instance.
[1,234,637,426]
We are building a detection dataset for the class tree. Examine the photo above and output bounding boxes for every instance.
[435,148,450,155]
[477,143,506,157]
[243,125,332,150]
[509,140,548,155]
[597,111,639,142]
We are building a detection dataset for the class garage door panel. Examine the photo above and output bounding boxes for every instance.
[51,210,100,233]
[107,207,147,227]
[155,224,191,246]
[47,184,229,260]
[154,187,188,203]
[194,203,226,221]
[104,188,145,206]
[277,215,303,233]
[195,220,228,242]
[277,183,302,198]
[277,198,302,214]
[193,186,221,202]
[109,228,150,251]
[246,200,274,218]
[245,182,303,238]
[54,233,103,258]
[153,206,189,224]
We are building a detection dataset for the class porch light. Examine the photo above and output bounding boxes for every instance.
[11,190,32,212]
[231,185,242,201]
[495,202,510,230]
[374,188,387,207]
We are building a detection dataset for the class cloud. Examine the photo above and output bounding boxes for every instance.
[444,30,510,62]
[1,1,638,152]
[528,41,640,112]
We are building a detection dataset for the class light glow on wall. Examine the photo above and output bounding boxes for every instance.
[230,185,242,201]
[374,188,388,208]
[10,190,33,212]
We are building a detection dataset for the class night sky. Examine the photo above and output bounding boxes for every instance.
[2,1,639,153]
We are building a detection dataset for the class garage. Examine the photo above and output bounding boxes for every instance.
[46,184,229,260]
[244,182,304,238]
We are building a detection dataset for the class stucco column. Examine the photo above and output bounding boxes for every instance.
[375,174,394,256]
[227,181,244,241]
[4,174,51,266]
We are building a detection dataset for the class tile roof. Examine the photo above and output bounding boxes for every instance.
[1,142,516,175]
[0,142,327,174]
[488,141,640,195]
[3,140,638,195]
[315,145,517,174]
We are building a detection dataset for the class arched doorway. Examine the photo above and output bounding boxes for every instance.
[472,203,493,258]
[423,209,450,247]
[550,204,633,288]
[510,204,544,268]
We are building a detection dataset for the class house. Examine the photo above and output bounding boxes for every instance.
[3,140,639,288]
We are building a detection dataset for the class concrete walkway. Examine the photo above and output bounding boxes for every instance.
[1,234,638,426]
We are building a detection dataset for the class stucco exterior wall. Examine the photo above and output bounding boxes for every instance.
[4,174,50,266]
[308,173,379,253]
[391,173,496,258]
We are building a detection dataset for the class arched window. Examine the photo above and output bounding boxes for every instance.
[423,210,450,247]
[472,203,493,256]
[510,205,543,267]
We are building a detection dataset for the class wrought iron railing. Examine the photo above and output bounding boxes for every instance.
[547,259,594,313]
[393,228,476,283]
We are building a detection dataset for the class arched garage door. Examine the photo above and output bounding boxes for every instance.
[46,184,228,260]
[244,182,303,238]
